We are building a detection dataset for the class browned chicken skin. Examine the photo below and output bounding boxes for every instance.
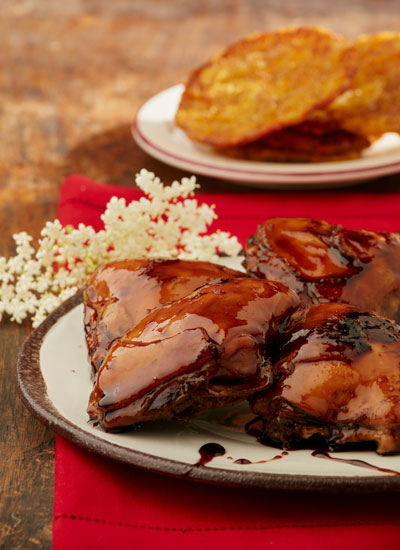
[244,218,400,321]
[250,302,400,454]
[84,258,246,373]
[88,278,300,431]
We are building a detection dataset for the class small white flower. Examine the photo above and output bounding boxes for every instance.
[0,170,242,326]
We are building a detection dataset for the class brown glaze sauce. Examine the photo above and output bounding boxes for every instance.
[245,218,400,320]
[244,414,400,474]
[265,219,358,280]
[196,443,226,466]
[197,443,289,466]
[195,423,399,472]
[84,258,246,372]
[248,305,400,455]
[312,449,400,475]
[197,437,399,473]
[89,278,300,430]
[233,451,289,465]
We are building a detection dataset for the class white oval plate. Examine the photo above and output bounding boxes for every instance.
[133,84,400,188]
[15,259,400,493]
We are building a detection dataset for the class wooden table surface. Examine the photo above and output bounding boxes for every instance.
[1,1,400,547]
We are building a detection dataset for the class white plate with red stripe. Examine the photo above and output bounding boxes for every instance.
[133,85,400,188]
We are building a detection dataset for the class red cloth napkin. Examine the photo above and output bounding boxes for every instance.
[54,175,400,550]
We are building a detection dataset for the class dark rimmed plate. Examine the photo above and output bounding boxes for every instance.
[16,290,400,493]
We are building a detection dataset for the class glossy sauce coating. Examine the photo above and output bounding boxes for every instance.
[251,303,400,454]
[88,278,300,431]
[84,258,246,372]
[244,218,400,321]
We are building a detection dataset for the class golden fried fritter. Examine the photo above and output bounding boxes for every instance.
[176,27,353,147]
[327,32,400,136]
[215,120,370,162]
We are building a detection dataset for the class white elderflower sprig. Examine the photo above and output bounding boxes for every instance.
[0,169,241,328]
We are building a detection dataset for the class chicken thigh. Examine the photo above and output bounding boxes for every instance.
[88,277,300,431]
[250,302,400,454]
[84,258,245,373]
[244,217,400,321]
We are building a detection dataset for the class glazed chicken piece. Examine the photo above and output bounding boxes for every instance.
[84,258,245,373]
[88,278,300,431]
[250,302,400,454]
[244,218,400,322]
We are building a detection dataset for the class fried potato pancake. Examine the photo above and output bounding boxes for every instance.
[327,32,400,135]
[175,27,352,147]
[216,121,370,162]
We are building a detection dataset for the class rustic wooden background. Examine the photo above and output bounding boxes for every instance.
[1,1,400,547]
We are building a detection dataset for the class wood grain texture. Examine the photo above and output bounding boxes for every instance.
[1,1,400,548]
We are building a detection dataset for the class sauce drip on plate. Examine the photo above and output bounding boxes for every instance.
[196,442,226,466]
[311,449,400,475]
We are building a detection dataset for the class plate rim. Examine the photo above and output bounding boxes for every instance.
[133,84,400,186]
[15,292,400,494]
